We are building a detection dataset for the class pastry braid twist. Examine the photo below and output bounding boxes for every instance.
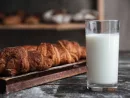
[0,40,86,76]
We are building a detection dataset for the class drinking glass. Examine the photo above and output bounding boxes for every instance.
[85,20,120,91]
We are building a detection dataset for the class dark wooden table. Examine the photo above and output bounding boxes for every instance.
[1,52,130,98]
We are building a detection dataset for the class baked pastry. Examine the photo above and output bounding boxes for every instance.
[3,15,22,25]
[24,16,40,24]
[23,45,38,51]
[0,40,86,76]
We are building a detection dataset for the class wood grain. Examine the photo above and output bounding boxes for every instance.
[0,23,85,31]
[0,60,87,94]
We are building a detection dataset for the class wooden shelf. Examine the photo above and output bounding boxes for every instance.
[0,23,85,31]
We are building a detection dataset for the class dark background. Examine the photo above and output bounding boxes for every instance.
[0,0,96,48]
[0,0,96,13]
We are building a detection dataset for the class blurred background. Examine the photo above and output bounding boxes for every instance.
[0,0,128,51]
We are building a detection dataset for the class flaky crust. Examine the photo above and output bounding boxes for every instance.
[0,40,86,76]
[0,47,29,75]
[23,45,37,51]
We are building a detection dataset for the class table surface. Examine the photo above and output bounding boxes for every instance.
[1,52,130,98]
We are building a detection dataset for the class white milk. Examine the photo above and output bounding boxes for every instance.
[86,33,119,84]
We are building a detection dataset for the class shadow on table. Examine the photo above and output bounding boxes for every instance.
[53,76,91,98]
[53,75,130,98]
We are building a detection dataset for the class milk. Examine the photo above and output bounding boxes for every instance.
[86,33,119,84]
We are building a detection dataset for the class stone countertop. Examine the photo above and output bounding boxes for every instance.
[1,52,130,98]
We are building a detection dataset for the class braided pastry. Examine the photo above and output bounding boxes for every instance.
[0,40,86,76]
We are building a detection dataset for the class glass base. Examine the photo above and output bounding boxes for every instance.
[87,82,117,92]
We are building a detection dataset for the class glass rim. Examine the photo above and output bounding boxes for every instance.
[85,20,119,22]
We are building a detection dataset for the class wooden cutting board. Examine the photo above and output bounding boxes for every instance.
[0,60,87,94]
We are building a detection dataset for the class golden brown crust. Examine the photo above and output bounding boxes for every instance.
[28,51,43,71]
[3,15,22,25]
[0,40,86,76]
[37,43,54,68]
[24,16,40,24]
[58,40,86,62]
[80,46,86,58]
[23,45,37,51]
[0,47,29,76]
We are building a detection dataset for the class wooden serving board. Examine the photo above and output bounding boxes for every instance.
[0,60,87,94]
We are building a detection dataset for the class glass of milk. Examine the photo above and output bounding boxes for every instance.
[85,20,120,91]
